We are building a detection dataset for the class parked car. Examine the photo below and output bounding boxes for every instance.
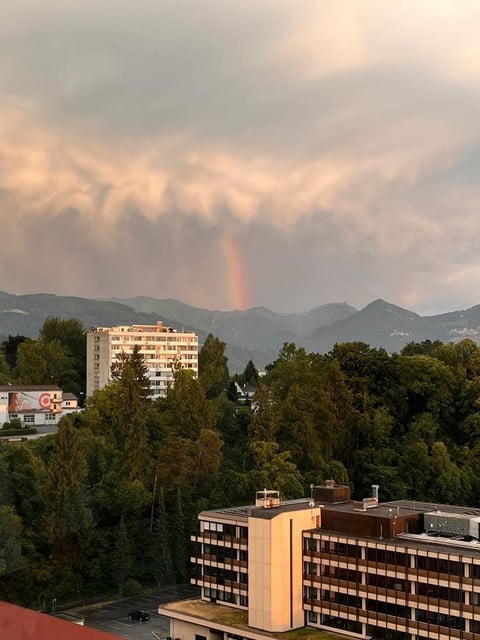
[128,609,150,622]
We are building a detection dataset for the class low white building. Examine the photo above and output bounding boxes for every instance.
[0,385,78,427]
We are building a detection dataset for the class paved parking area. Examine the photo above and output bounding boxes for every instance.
[69,585,200,640]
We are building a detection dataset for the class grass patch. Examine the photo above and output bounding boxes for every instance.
[165,600,248,627]
[163,600,350,640]
[281,626,348,640]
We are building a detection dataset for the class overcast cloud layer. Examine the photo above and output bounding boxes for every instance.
[2,1,480,313]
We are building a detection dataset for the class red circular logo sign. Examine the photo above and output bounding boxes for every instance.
[38,393,52,409]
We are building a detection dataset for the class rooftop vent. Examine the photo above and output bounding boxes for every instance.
[255,489,281,509]
[354,485,380,511]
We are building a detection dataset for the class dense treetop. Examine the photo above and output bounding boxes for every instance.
[1,322,480,608]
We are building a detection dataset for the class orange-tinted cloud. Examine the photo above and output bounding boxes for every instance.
[1,1,480,313]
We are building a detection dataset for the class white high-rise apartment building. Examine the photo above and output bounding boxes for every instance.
[86,322,198,398]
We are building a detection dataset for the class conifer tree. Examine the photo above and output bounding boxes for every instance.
[111,515,132,596]
[44,418,93,570]
[170,488,187,583]
[111,345,151,483]
[198,334,229,399]
[152,487,174,586]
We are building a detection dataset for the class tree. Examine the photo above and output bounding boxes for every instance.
[164,369,215,439]
[198,334,229,399]
[14,339,78,390]
[0,506,23,576]
[44,418,93,570]
[248,441,304,500]
[243,359,260,385]
[110,344,151,400]
[40,317,87,394]
[110,345,152,483]
[111,515,132,595]
[151,487,174,586]
[170,488,187,583]
[249,385,279,442]
[0,352,11,385]
[193,429,223,489]
[1,335,27,370]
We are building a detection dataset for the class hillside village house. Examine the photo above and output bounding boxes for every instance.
[160,483,480,640]
[0,385,79,427]
[86,322,198,398]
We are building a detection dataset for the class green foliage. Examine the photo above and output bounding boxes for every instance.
[0,506,23,576]
[40,317,86,394]
[151,487,174,586]
[123,577,141,596]
[170,489,187,583]
[248,441,304,500]
[2,417,24,431]
[243,359,259,385]
[0,352,11,384]
[44,418,93,572]
[14,338,79,390]
[108,345,152,483]
[4,327,480,605]
[199,334,229,399]
[1,427,36,436]
[111,516,132,595]
[1,335,27,370]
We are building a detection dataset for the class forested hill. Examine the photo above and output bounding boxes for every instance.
[1,291,480,369]
[3,334,480,609]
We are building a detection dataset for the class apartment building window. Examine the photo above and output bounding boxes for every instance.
[217,591,237,604]
[417,583,464,603]
[204,521,224,533]
[416,610,465,631]
[305,537,317,552]
[45,413,55,421]
[239,595,248,607]
[304,586,318,600]
[308,611,318,623]
[367,599,408,618]
[417,556,462,576]
[23,415,35,424]
[471,564,480,578]
[472,620,480,633]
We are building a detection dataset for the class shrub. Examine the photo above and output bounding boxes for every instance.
[123,578,141,596]
[9,417,23,430]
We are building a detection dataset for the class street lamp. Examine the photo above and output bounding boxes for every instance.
[51,597,57,613]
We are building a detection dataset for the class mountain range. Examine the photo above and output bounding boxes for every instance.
[0,291,479,371]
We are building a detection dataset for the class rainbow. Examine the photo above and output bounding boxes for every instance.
[223,233,249,310]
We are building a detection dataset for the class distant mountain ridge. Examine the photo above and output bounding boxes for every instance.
[0,291,479,371]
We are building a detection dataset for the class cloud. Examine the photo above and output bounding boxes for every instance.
[1,1,480,313]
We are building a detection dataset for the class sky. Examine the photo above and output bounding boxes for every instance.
[2,1,480,315]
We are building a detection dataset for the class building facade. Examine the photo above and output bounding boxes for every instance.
[86,322,198,398]
[161,483,480,640]
[0,385,64,427]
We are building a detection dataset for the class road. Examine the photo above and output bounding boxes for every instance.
[69,585,200,640]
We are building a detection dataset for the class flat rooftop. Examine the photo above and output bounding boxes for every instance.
[199,498,313,523]
[160,599,347,640]
[321,499,480,519]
